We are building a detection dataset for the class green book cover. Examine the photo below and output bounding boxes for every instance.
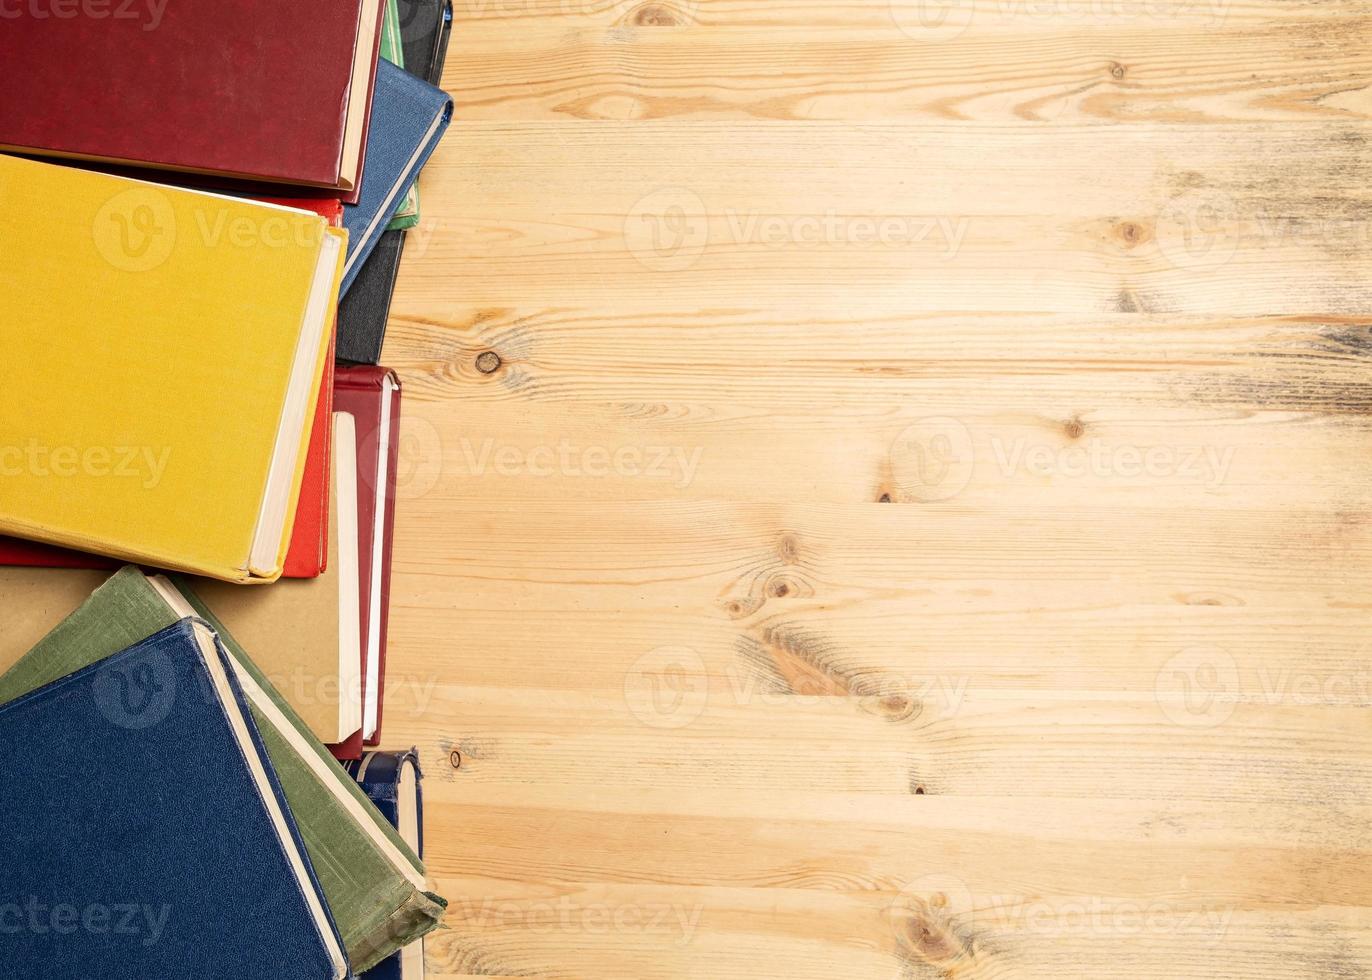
[0,566,447,973]
[382,0,421,232]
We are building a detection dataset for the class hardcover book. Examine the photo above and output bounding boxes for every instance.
[340,0,454,364]
[188,416,363,746]
[0,618,351,979]
[0,0,383,199]
[398,0,455,94]
[0,155,344,583]
[267,197,343,576]
[380,0,455,237]
[0,196,343,579]
[0,570,449,974]
[381,0,405,67]
[335,367,404,746]
[384,0,453,232]
[340,59,452,296]
[347,750,430,980]
[380,0,420,233]
[339,230,409,364]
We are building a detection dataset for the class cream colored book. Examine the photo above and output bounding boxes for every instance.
[189,414,363,743]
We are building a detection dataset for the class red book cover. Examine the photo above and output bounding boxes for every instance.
[0,1,381,199]
[332,365,401,750]
[0,197,342,578]
[267,198,342,577]
[284,329,336,577]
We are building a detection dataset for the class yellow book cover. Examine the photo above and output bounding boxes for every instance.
[0,154,346,582]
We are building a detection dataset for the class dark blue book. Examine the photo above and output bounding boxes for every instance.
[340,59,452,297]
[346,749,427,980]
[0,619,352,980]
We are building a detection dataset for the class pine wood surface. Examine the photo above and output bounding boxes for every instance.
[382,1,1372,975]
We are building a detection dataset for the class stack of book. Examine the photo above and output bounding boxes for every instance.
[0,2,453,977]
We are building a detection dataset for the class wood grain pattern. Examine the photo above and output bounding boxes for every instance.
[396,122,1372,315]
[450,20,1372,124]
[383,0,1372,975]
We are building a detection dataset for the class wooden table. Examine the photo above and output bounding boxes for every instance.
[384,1,1372,975]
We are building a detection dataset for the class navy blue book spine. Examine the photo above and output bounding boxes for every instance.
[340,59,453,296]
[345,748,425,980]
[212,627,356,979]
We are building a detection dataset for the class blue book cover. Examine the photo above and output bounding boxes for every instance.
[341,59,453,296]
[346,749,427,980]
[0,619,352,980]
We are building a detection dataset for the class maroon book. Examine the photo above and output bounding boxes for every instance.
[0,0,383,201]
[328,730,364,763]
[332,365,402,754]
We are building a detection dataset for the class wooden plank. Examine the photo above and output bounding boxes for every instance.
[447,21,1372,124]
[399,121,1372,314]
[384,313,1372,509]
[383,501,1372,703]
[386,682,1372,801]
[444,0,1372,31]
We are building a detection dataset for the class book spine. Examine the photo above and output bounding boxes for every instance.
[346,748,424,856]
